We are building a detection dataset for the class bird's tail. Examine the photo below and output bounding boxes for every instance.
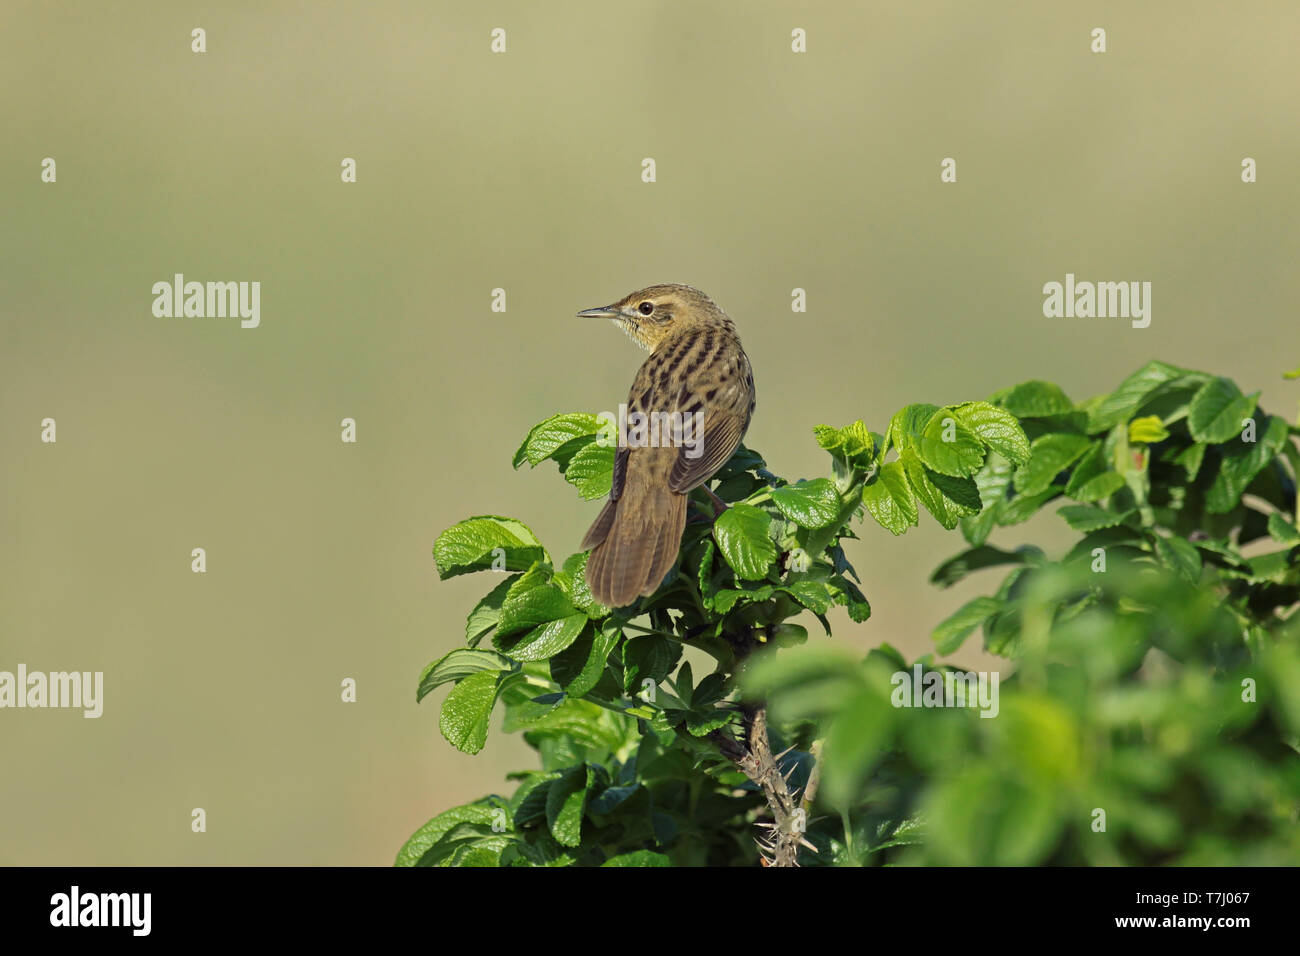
[582,484,687,609]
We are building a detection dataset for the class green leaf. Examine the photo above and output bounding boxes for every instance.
[623,635,682,691]
[1058,505,1134,533]
[1173,442,1207,480]
[991,380,1074,417]
[998,488,1061,525]
[887,403,942,454]
[465,574,518,645]
[1152,535,1202,583]
[1064,443,1125,503]
[1014,433,1093,497]
[395,803,505,867]
[498,614,588,663]
[495,565,572,635]
[914,408,986,477]
[546,765,592,847]
[513,413,602,468]
[1086,361,1189,432]
[828,574,872,622]
[554,552,608,619]
[556,619,622,698]
[930,545,1039,588]
[1267,513,1300,545]
[713,503,778,580]
[1206,415,1289,513]
[434,516,548,579]
[953,401,1031,464]
[1128,415,1170,444]
[779,579,835,615]
[1241,549,1300,584]
[815,420,875,462]
[714,584,773,614]
[901,448,981,530]
[440,671,502,754]
[601,850,671,867]
[1188,377,1259,444]
[418,649,513,702]
[563,441,615,500]
[862,461,918,535]
[932,596,1004,654]
[771,478,841,529]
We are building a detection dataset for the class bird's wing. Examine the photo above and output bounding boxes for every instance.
[667,406,748,493]
[609,445,629,501]
[623,336,753,496]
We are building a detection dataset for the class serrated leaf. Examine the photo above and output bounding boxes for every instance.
[1057,505,1134,533]
[914,408,986,477]
[546,765,591,847]
[557,619,622,698]
[887,403,942,455]
[465,574,518,645]
[396,803,505,867]
[862,461,918,535]
[498,613,588,662]
[714,584,773,614]
[555,551,608,618]
[992,380,1074,417]
[932,596,1004,654]
[623,634,682,691]
[780,579,835,615]
[828,573,872,622]
[713,503,778,580]
[901,447,956,530]
[953,401,1031,465]
[771,478,841,529]
[434,516,548,579]
[1188,377,1259,444]
[496,572,577,639]
[563,441,615,500]
[1086,361,1189,432]
[1206,415,1288,513]
[1152,535,1202,582]
[439,670,501,754]
[1014,433,1093,496]
[513,413,603,468]
[418,648,513,702]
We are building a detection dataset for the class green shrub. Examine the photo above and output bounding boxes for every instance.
[399,361,1300,866]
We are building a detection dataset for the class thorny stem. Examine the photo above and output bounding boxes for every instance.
[711,705,816,867]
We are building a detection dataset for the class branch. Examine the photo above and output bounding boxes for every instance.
[713,706,815,866]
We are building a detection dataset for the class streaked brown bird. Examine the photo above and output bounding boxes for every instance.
[578,284,756,608]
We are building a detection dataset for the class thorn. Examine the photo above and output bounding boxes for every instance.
[799,837,819,853]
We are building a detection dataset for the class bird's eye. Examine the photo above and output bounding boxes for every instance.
[638,301,654,316]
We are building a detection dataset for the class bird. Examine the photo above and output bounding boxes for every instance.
[577,284,756,608]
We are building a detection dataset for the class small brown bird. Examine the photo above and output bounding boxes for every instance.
[578,284,756,608]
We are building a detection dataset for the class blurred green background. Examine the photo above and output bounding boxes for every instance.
[2,0,1297,864]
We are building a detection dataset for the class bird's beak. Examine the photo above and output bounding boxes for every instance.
[577,305,621,319]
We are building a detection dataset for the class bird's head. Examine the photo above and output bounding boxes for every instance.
[578,283,729,351]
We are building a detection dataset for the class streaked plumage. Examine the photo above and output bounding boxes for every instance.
[578,284,756,608]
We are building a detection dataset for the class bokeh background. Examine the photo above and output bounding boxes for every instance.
[2,0,1297,865]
